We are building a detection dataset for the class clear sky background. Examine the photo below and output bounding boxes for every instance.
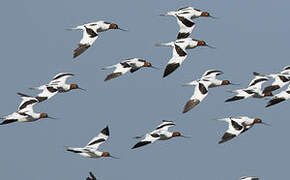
[0,0,289,179]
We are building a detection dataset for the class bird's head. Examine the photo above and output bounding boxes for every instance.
[197,40,207,46]
[143,62,152,67]
[101,152,111,157]
[172,132,181,137]
[39,113,48,119]
[201,12,210,17]
[221,80,231,85]
[109,23,119,29]
[253,118,262,124]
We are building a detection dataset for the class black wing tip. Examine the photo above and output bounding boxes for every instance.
[182,99,200,113]
[73,44,90,58]
[131,141,151,149]
[163,63,180,78]
[219,132,236,144]
[17,92,31,97]
[263,85,280,93]
[225,96,244,102]
[101,126,109,136]
[266,98,285,108]
[104,72,122,81]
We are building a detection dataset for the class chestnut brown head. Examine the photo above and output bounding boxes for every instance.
[70,84,79,90]
[144,62,152,67]
[221,80,231,85]
[39,113,48,119]
[102,152,111,157]
[172,132,181,137]
[201,12,210,17]
[197,40,206,46]
[109,24,119,29]
[263,91,273,97]
[253,118,262,124]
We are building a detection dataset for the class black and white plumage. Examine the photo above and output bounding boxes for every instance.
[67,21,126,58]
[0,93,51,125]
[266,85,290,107]
[240,176,259,180]
[86,172,97,180]
[160,7,214,39]
[182,79,212,113]
[156,38,213,78]
[217,116,265,144]
[281,65,290,75]
[101,58,158,81]
[225,72,271,102]
[263,73,289,93]
[66,126,118,158]
[182,69,234,88]
[132,120,186,149]
[29,72,85,102]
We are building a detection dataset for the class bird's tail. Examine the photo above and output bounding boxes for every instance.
[101,65,116,70]
[155,42,174,47]
[181,81,198,86]
[29,85,45,90]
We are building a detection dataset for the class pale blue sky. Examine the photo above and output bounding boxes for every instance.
[0,0,289,179]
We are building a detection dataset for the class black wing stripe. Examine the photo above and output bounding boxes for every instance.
[177,16,195,27]
[156,123,175,130]
[231,120,243,131]
[87,138,106,146]
[199,83,208,94]
[249,78,268,86]
[19,99,38,110]
[174,44,187,57]
[132,141,151,149]
[53,73,74,80]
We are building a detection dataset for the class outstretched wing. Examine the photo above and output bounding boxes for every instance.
[49,73,74,87]
[131,133,160,149]
[85,126,109,150]
[73,26,98,58]
[155,120,175,133]
[104,63,131,81]
[35,86,58,102]
[163,42,188,77]
[176,15,195,39]
[219,118,244,144]
[202,69,223,79]
[17,93,38,113]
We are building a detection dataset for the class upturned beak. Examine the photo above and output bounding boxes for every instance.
[78,87,87,92]
[206,44,216,49]
[150,66,159,70]
[48,116,58,120]
[261,122,271,126]
[180,135,191,138]
[110,155,120,159]
[118,27,127,31]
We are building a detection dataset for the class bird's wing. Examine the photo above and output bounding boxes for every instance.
[247,73,268,90]
[131,133,160,149]
[202,69,223,79]
[155,120,175,133]
[176,15,195,39]
[163,43,188,77]
[219,118,244,144]
[85,126,109,150]
[17,93,38,113]
[49,73,74,87]
[104,63,131,81]
[73,26,98,58]
[35,86,58,102]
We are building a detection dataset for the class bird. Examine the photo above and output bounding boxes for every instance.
[266,85,290,107]
[240,176,259,180]
[262,73,289,93]
[281,65,290,75]
[182,79,212,113]
[66,21,127,58]
[156,38,214,78]
[0,93,54,125]
[66,126,118,158]
[29,72,85,102]
[225,72,272,102]
[101,58,158,81]
[217,116,268,144]
[86,172,97,180]
[132,120,188,149]
[160,7,216,39]
[182,69,236,88]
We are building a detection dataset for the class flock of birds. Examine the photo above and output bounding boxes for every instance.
[3,4,289,180]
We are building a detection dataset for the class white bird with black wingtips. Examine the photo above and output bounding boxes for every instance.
[217,116,269,144]
[101,58,158,81]
[225,72,272,102]
[160,7,215,39]
[182,79,212,113]
[132,120,188,149]
[182,69,236,88]
[156,38,214,78]
[66,126,118,159]
[0,93,54,125]
[240,176,259,180]
[29,72,85,102]
[66,21,127,58]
